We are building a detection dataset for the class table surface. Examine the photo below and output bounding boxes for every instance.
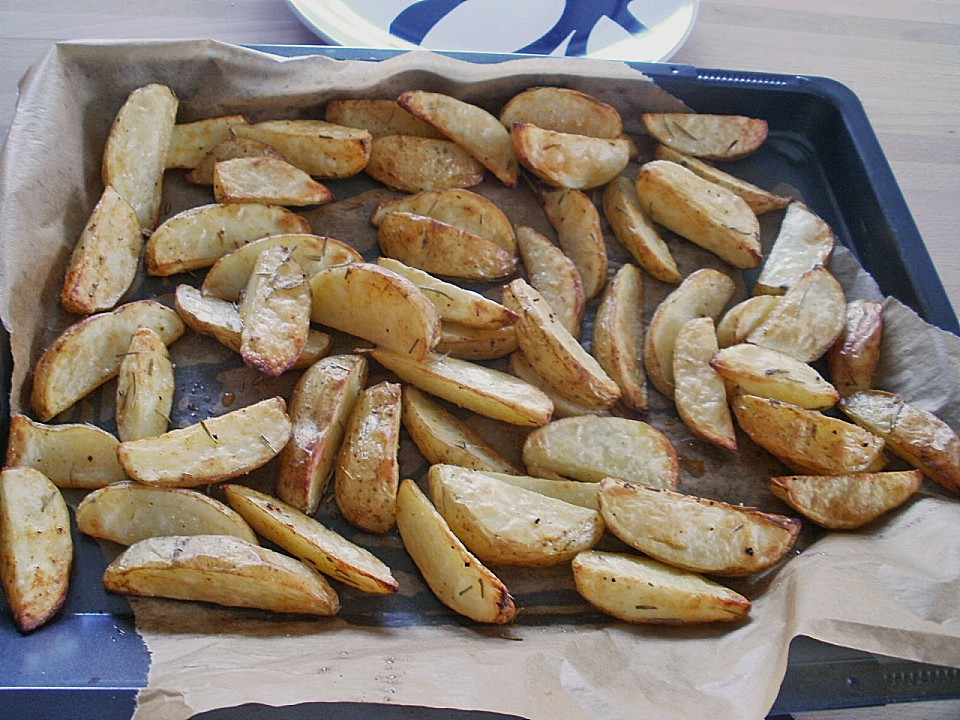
[1,2,959,719]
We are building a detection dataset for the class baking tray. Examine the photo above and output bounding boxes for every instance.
[1,45,958,720]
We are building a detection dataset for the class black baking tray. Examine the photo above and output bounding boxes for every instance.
[1,46,958,720]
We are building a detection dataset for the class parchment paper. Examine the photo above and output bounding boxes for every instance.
[1,41,958,720]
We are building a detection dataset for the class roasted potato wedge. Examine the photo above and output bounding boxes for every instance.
[827,300,883,397]
[224,484,398,594]
[515,225,584,338]
[364,134,485,193]
[0,467,72,632]
[60,185,142,315]
[482,471,599,511]
[186,136,285,185]
[310,262,441,361]
[641,113,768,161]
[102,83,178,229]
[754,202,836,295]
[325,99,444,139]
[435,322,518,361]
[573,550,751,624]
[715,295,781,348]
[146,202,311,276]
[371,348,553,427]
[395,479,517,624]
[499,87,623,139]
[593,263,648,412]
[213,156,334,207]
[636,160,762,269]
[507,352,609,420]
[76,481,257,545]
[31,300,185,421]
[277,354,367,515]
[511,122,629,190]
[232,119,371,178]
[116,326,175,442]
[165,114,249,169]
[117,396,292,487]
[103,534,339,616]
[538,186,608,301]
[840,390,960,495]
[643,268,736,398]
[429,465,604,567]
[598,480,800,577]
[769,470,923,530]
[733,394,886,475]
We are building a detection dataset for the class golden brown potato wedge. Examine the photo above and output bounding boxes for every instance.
[277,354,367,515]
[76,481,257,545]
[598,479,800,577]
[715,295,781,348]
[538,186,608,301]
[572,550,751,624]
[643,268,736,398]
[116,326,175,442]
[507,352,609,420]
[224,484,398,594]
[335,381,403,534]
[840,390,960,495]
[482,471,599,511]
[398,90,518,186]
[117,396,292,487]
[602,175,681,284]
[434,322,518,361]
[364,134,485,193]
[514,225,584,338]
[733,394,886,475]
[636,160,762,269]
[769,470,923,530]
[146,202,311,276]
[31,300,185,421]
[213,156,334,207]
[103,534,339,616]
[827,300,883,397]
[310,262,441,361]
[429,464,604,567]
[186,136,286,185]
[395,479,517,624]
[0,467,72,632]
[371,348,552,427]
[754,202,836,295]
[60,185,142,315]
[511,122,629,190]
[642,113,768,161]
[593,263,647,412]
[499,87,623,139]
[102,83,178,229]
[232,119,371,178]
[325,99,444,139]
[165,114,249,169]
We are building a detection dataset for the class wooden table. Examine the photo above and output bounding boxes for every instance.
[1,2,959,719]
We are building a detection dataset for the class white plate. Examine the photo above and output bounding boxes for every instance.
[285,0,699,62]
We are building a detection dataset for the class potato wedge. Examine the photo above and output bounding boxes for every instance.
[239,245,311,376]
[325,99,444,139]
[396,479,517,624]
[117,396,292,487]
[335,381,403,534]
[364,134,485,193]
[213,156,334,207]
[523,416,679,489]
[642,113,768,161]
[538,186,607,301]
[511,123,629,190]
[309,262,441,360]
[76,481,257,545]
[499,87,623,139]
[602,175,681,284]
[593,263,647,412]
[102,83,178,229]
[31,300,185,421]
[435,322,518,361]
[402,386,521,474]
[840,390,960,495]
[483,471,599,511]
[429,464,604,567]
[232,119,371,178]
[277,354,367,515]
[103,534,339,616]
[5,414,125,489]
[503,278,620,410]
[146,202,311,276]
[710,343,839,410]
[769,470,923,530]
[827,300,883,397]
[116,326,175,442]
[224,484,398,594]
[573,550,751,624]
[165,114,250,169]
[507,352,608,419]
[60,185,142,315]
[398,90,518,186]
[186,136,286,185]
[754,202,836,295]
[733,394,886,475]
[643,268,736,398]
[371,348,552,427]
[598,480,800,576]
[515,225,584,338]
[0,467,72,632]
[747,265,846,362]
[715,295,781,348]
[377,212,518,281]
[636,160,762,269]
[673,318,737,451]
